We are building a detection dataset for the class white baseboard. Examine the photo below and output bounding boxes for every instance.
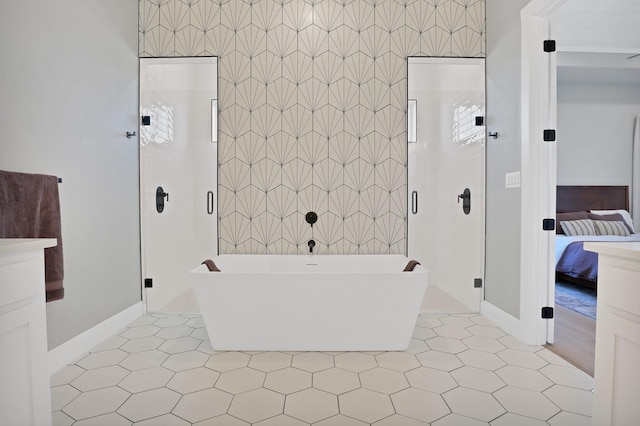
[481,300,521,340]
[49,302,143,375]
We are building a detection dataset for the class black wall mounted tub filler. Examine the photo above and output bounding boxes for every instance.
[305,211,317,227]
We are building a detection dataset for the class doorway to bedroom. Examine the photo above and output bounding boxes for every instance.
[525,0,640,376]
[549,53,640,376]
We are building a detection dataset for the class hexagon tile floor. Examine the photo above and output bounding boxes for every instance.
[51,313,594,425]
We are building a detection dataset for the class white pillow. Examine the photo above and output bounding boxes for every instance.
[593,220,631,236]
[590,209,636,233]
[560,219,596,236]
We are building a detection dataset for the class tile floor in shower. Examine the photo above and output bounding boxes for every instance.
[50,300,593,425]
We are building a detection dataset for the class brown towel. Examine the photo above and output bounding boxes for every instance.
[0,170,64,301]
[202,259,221,272]
[403,260,421,272]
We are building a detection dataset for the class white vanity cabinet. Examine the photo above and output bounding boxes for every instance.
[584,242,640,426]
[0,239,55,426]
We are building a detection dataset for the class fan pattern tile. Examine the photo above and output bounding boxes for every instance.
[139,0,486,254]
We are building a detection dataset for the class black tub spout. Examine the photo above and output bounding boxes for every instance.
[308,239,316,253]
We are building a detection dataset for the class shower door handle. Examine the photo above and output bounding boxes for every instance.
[156,186,169,213]
[207,191,214,215]
[458,188,471,214]
[411,191,418,214]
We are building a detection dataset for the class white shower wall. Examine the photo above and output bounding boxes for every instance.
[140,58,218,312]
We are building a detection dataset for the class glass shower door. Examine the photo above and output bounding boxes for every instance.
[140,57,218,313]
[407,57,486,312]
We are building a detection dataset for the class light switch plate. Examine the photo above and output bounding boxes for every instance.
[505,171,521,188]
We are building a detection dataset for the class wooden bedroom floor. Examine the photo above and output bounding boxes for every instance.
[545,304,596,377]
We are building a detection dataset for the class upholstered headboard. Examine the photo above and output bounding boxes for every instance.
[556,186,629,213]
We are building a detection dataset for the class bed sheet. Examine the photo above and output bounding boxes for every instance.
[555,233,640,265]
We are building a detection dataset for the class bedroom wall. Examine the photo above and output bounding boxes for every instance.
[0,0,141,349]
[483,0,528,319]
[557,81,640,187]
[139,0,486,255]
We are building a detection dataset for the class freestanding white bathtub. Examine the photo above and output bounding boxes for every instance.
[190,254,428,351]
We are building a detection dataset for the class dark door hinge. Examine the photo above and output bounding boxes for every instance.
[542,306,554,319]
[543,40,556,52]
[542,218,555,231]
[543,129,556,141]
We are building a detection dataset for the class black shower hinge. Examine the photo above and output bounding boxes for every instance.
[543,40,556,52]
[543,129,556,142]
[541,306,554,319]
[144,278,153,288]
[474,278,483,288]
[542,218,555,231]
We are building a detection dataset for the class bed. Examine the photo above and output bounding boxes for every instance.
[555,185,640,289]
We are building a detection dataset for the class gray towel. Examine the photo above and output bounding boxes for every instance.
[0,170,64,302]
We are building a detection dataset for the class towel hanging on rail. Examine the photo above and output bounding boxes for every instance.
[0,169,65,302]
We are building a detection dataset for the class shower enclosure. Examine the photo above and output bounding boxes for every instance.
[407,58,486,312]
[138,56,485,314]
[139,57,218,312]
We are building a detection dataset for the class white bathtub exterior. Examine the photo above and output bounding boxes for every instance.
[190,255,429,351]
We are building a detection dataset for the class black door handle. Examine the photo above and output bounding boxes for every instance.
[207,191,214,215]
[156,186,169,213]
[458,188,471,214]
[411,191,418,214]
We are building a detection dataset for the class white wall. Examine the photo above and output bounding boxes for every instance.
[0,0,141,349]
[484,0,530,318]
[557,82,640,186]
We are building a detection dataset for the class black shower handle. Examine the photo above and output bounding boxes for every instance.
[156,186,169,213]
[207,191,214,215]
[458,188,471,214]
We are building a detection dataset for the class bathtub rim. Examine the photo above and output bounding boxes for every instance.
[193,254,429,274]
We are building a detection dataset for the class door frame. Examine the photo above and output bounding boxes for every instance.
[519,0,566,345]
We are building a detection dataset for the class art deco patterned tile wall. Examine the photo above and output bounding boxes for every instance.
[139,0,485,255]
